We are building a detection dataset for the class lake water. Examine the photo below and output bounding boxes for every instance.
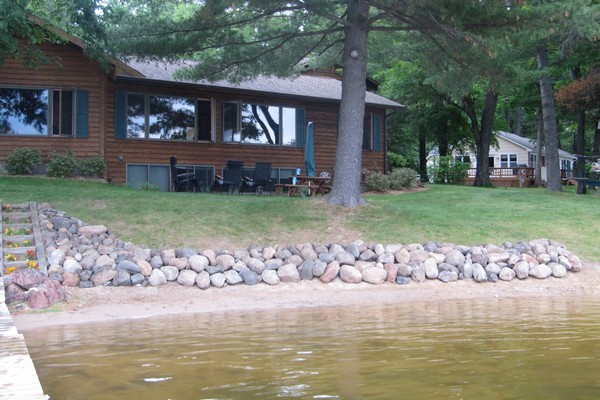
[24,297,600,399]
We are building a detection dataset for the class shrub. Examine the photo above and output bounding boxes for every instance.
[430,155,469,185]
[389,167,418,190]
[6,148,42,175]
[363,170,390,192]
[387,152,408,169]
[79,157,106,178]
[47,151,78,178]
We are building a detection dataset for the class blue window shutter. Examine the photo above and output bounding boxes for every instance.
[115,92,127,139]
[295,108,306,148]
[373,114,381,152]
[75,90,89,138]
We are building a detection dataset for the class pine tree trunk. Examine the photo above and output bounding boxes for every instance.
[327,0,369,208]
[575,110,586,177]
[472,88,497,187]
[419,128,429,182]
[535,109,543,186]
[537,47,562,192]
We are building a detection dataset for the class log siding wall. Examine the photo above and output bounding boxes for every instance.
[1,42,387,186]
[0,43,105,162]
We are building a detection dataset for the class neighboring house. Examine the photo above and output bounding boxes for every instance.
[0,24,401,191]
[455,131,576,186]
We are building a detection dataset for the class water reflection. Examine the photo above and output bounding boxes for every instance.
[25,297,600,400]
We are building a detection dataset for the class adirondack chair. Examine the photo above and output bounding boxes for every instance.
[242,162,273,194]
[211,160,244,194]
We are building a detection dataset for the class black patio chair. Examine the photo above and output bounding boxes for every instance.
[211,160,244,194]
[169,156,201,193]
[242,162,273,194]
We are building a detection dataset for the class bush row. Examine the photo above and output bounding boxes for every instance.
[363,168,419,192]
[4,148,105,178]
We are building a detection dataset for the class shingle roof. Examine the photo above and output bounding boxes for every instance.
[119,59,402,109]
[498,131,576,160]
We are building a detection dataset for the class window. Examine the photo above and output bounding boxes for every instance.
[0,87,88,137]
[500,153,518,168]
[223,102,304,146]
[127,163,214,192]
[561,159,572,170]
[455,155,471,164]
[115,92,213,141]
[529,154,537,168]
[362,113,382,152]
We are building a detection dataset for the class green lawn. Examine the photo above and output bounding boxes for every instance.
[1,176,598,262]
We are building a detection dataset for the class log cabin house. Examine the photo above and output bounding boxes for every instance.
[0,25,401,192]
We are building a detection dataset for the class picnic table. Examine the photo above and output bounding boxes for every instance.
[275,175,332,197]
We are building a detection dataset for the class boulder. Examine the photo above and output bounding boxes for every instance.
[178,270,198,286]
[320,261,340,283]
[148,269,167,286]
[339,265,362,283]
[196,271,211,289]
[278,263,301,283]
[10,269,46,290]
[362,267,387,284]
[261,269,280,285]
[161,266,179,281]
[78,225,108,236]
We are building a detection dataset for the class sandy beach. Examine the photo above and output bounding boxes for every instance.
[11,262,600,332]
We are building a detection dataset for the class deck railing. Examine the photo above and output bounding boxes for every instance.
[466,168,574,180]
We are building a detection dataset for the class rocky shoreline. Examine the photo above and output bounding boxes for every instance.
[4,203,583,308]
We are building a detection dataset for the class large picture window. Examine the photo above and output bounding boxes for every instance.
[115,92,213,141]
[223,102,304,146]
[0,87,88,137]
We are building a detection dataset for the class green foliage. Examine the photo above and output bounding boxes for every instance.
[430,156,469,185]
[363,170,390,192]
[387,152,408,169]
[47,151,78,178]
[79,157,106,178]
[6,147,42,175]
[388,168,418,190]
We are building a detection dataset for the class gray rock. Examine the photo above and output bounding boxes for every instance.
[117,260,140,274]
[78,225,108,236]
[176,247,198,258]
[377,253,395,264]
[301,246,318,261]
[90,268,118,286]
[150,255,164,269]
[298,260,315,280]
[411,265,426,283]
[80,255,96,270]
[558,255,572,271]
[221,269,241,285]
[359,249,378,262]
[445,249,466,267]
[385,244,403,254]
[513,261,530,279]
[264,259,283,270]
[278,264,301,283]
[397,264,412,277]
[276,249,293,260]
[374,243,385,256]
[313,260,327,277]
[80,270,93,281]
[484,263,502,275]
[112,270,131,286]
[239,268,260,285]
[529,264,552,279]
[247,258,266,275]
[486,272,498,283]
[438,270,458,283]
[206,265,225,275]
[336,251,356,266]
[396,276,411,285]
[339,265,362,283]
[569,255,582,272]
[133,248,151,262]
[424,258,438,279]
[472,263,488,283]
[287,254,304,267]
[319,252,336,263]
[261,269,280,285]
[63,258,83,274]
[488,252,510,264]
[196,271,211,289]
[48,249,66,266]
[346,243,360,258]
[161,266,179,281]
[79,280,94,288]
[394,248,411,264]
[52,217,72,230]
[95,254,115,269]
[329,244,345,257]
[131,273,146,286]
[262,246,276,260]
[210,272,227,288]
[409,249,430,264]
[362,267,387,284]
[550,263,567,278]
[499,267,516,281]
[178,270,198,286]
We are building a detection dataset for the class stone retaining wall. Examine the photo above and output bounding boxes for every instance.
[3,203,583,308]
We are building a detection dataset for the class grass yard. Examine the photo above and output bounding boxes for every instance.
[1,176,599,262]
